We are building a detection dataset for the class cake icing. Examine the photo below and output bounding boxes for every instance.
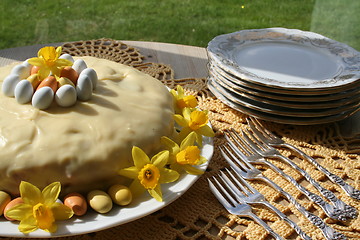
[0,56,175,195]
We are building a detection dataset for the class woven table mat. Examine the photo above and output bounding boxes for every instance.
[5,39,360,240]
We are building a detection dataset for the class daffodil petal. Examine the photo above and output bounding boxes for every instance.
[38,67,50,80]
[195,132,203,147]
[148,184,162,202]
[183,165,204,175]
[51,202,73,220]
[176,85,184,98]
[55,58,73,67]
[170,163,183,173]
[132,146,150,169]
[152,150,169,168]
[159,168,180,184]
[118,166,139,179]
[173,114,188,127]
[180,132,196,151]
[197,125,215,137]
[5,203,32,221]
[18,216,38,234]
[178,128,192,143]
[27,57,44,67]
[42,182,61,205]
[20,181,42,205]
[182,107,191,120]
[45,223,58,233]
[129,179,146,198]
[55,46,62,58]
[161,136,180,155]
[198,156,208,165]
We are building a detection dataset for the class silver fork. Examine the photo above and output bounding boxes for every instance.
[208,174,285,240]
[241,127,357,220]
[220,167,312,240]
[224,129,345,221]
[248,116,360,201]
[220,144,347,240]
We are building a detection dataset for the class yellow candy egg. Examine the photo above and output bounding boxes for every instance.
[64,193,87,216]
[87,190,112,214]
[108,184,132,206]
[0,191,11,216]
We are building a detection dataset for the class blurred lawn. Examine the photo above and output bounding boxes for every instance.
[0,0,359,51]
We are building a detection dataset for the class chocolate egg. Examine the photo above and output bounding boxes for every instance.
[4,197,23,221]
[87,190,112,214]
[0,191,11,216]
[108,184,132,206]
[64,193,87,216]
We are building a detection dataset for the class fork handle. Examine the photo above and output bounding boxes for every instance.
[280,142,360,201]
[259,176,347,240]
[247,211,285,240]
[258,160,343,221]
[259,201,312,240]
[275,154,356,220]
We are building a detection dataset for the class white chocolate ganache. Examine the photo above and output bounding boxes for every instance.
[0,56,174,195]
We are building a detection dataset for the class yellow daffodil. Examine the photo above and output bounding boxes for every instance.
[161,132,207,175]
[27,46,72,79]
[5,181,73,234]
[118,146,180,202]
[170,85,198,114]
[174,108,215,146]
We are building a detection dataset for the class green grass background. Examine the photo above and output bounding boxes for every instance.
[0,0,359,51]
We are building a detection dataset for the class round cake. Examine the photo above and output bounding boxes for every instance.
[0,56,174,196]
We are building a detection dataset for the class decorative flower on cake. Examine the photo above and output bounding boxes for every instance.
[170,85,198,114]
[161,132,207,175]
[118,146,180,202]
[174,107,215,146]
[27,46,72,79]
[5,181,73,233]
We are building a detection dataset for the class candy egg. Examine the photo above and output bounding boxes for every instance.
[0,191,11,216]
[21,60,33,74]
[76,74,93,101]
[108,184,132,206]
[30,65,41,75]
[60,66,78,85]
[59,53,74,63]
[11,64,30,79]
[58,77,75,88]
[55,84,77,107]
[64,193,87,216]
[4,197,23,221]
[80,68,98,89]
[14,80,34,104]
[32,86,54,109]
[2,74,20,97]
[87,190,112,214]
[36,76,58,93]
[72,59,87,74]
[27,74,41,89]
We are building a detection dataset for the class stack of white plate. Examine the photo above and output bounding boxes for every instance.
[206,28,360,125]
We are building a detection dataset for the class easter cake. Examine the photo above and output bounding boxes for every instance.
[0,49,175,196]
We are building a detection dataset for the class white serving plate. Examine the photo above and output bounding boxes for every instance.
[0,136,214,238]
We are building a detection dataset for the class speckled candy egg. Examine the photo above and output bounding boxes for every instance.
[0,191,11,216]
[76,74,93,101]
[72,59,87,74]
[59,53,74,63]
[2,74,20,97]
[108,184,132,206]
[87,190,112,214]
[55,84,77,107]
[14,79,34,104]
[10,64,30,80]
[80,68,98,89]
[64,193,87,216]
[32,86,54,109]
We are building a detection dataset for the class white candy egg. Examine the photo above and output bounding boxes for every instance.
[59,54,74,63]
[80,68,98,89]
[72,59,87,74]
[76,74,93,101]
[10,64,30,80]
[2,74,20,97]
[32,86,54,109]
[55,84,77,107]
[14,80,33,104]
[21,60,33,73]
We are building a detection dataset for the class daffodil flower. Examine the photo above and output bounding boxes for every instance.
[118,146,180,202]
[27,46,72,79]
[161,132,207,175]
[5,181,73,234]
[174,107,215,146]
[170,85,198,114]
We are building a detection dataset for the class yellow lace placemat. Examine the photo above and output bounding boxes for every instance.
[7,39,360,240]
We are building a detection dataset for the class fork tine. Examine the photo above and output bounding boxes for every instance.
[224,129,252,156]
[244,128,272,152]
[248,117,276,140]
[220,145,252,173]
[247,119,271,143]
[219,170,250,198]
[208,177,236,208]
[239,129,264,154]
[226,167,259,194]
